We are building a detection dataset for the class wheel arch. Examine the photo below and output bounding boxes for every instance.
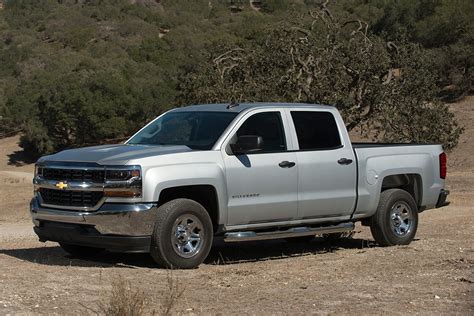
[381,173,423,209]
[157,184,221,233]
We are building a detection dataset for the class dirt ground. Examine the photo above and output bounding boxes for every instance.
[0,99,473,315]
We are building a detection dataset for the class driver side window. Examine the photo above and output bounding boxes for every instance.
[235,111,287,153]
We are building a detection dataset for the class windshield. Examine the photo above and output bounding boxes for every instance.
[127,111,238,150]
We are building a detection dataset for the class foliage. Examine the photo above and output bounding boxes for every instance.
[368,0,474,100]
[179,7,464,150]
[0,0,470,156]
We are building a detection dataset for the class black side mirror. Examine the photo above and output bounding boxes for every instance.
[230,135,263,155]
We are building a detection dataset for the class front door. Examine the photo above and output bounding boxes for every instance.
[223,110,298,226]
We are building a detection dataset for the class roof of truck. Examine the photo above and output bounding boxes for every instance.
[172,102,335,113]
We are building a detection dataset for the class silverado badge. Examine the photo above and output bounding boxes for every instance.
[55,181,68,190]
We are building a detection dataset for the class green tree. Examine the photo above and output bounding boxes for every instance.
[179,7,463,150]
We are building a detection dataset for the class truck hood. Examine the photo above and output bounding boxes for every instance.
[38,144,193,165]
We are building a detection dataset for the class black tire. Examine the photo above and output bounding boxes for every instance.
[369,189,418,246]
[150,198,213,269]
[59,243,104,257]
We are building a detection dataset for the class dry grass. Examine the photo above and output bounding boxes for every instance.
[83,277,150,316]
[2,177,21,184]
[82,271,184,316]
[159,271,185,316]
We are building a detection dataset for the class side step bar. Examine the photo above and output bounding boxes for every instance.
[224,222,354,242]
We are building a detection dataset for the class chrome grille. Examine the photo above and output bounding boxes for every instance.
[41,168,105,183]
[39,188,104,208]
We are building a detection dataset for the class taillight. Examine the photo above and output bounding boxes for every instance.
[439,152,447,179]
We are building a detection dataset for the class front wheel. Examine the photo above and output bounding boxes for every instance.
[150,198,213,269]
[369,189,418,246]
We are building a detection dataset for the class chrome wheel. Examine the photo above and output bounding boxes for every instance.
[171,214,204,258]
[390,201,413,237]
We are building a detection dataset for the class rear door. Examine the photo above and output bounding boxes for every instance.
[222,109,298,226]
[286,109,357,219]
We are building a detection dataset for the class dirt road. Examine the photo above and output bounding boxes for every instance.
[0,99,473,314]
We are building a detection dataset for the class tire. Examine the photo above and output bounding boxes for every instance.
[59,243,104,257]
[150,198,213,269]
[369,189,418,246]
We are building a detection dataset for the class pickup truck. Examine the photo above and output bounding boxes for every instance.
[30,103,450,268]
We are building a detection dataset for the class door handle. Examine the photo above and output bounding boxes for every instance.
[279,161,296,168]
[337,158,353,165]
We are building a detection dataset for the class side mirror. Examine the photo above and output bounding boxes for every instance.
[230,135,263,155]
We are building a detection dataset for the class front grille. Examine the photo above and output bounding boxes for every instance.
[42,168,105,182]
[39,188,104,208]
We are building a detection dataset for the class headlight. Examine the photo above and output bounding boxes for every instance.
[34,165,43,177]
[106,168,141,181]
[104,166,142,198]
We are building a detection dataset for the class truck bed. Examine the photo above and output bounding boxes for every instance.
[352,143,444,217]
[352,143,445,219]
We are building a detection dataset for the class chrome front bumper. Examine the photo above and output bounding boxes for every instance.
[30,197,158,236]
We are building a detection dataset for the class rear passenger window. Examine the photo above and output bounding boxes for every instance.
[291,111,342,150]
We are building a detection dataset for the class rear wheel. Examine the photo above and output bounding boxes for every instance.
[59,243,104,257]
[369,189,418,246]
[150,198,213,269]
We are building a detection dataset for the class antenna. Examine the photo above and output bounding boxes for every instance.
[227,101,239,109]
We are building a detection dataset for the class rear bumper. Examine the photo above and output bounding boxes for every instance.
[436,189,450,208]
[30,197,157,252]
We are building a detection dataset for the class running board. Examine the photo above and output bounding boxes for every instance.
[223,222,354,242]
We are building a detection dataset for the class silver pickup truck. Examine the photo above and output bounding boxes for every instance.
[31,103,449,268]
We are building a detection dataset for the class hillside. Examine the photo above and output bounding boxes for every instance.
[0,0,472,157]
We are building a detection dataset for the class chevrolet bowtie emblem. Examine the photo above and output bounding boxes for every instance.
[55,181,68,190]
